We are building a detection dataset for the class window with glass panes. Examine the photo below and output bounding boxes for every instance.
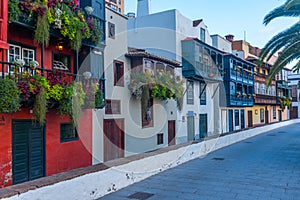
[60,123,78,142]
[200,82,206,105]
[187,81,194,104]
[8,44,34,65]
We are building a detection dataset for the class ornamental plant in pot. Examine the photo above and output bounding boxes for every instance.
[0,78,21,113]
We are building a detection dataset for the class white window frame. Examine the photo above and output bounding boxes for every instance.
[8,44,35,65]
[8,44,21,62]
[187,81,194,104]
[22,47,35,65]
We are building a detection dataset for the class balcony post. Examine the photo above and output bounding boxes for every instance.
[75,50,79,77]
[41,42,44,75]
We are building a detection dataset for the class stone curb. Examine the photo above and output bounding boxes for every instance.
[1,119,300,200]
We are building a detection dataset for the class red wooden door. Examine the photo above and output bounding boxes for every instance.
[104,119,124,161]
[248,111,253,127]
[168,120,176,146]
[265,110,269,124]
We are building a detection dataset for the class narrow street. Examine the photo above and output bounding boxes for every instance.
[100,123,300,200]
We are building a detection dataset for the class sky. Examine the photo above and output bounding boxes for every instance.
[124,0,298,49]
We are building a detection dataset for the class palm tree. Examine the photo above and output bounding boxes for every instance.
[259,0,300,86]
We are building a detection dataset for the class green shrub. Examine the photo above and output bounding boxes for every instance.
[0,78,21,113]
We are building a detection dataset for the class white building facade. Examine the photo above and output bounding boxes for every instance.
[92,6,181,164]
[127,1,227,142]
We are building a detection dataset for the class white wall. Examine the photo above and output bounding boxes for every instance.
[211,34,232,53]
[127,8,224,143]
[93,7,181,164]
[128,10,178,61]
[93,7,130,164]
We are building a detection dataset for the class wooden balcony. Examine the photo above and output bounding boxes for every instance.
[255,94,277,105]
[228,94,254,107]
[229,69,254,84]
[182,39,224,82]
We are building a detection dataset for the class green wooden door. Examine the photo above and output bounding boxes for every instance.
[12,121,45,185]
[199,114,208,139]
[187,116,195,141]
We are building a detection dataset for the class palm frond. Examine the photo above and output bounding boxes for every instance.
[292,60,300,72]
[264,3,300,25]
[259,23,300,62]
[266,43,300,87]
[285,0,300,10]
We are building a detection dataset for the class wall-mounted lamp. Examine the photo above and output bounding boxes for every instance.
[56,43,63,51]
[255,109,258,115]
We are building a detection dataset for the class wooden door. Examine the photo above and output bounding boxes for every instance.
[278,110,282,122]
[199,114,207,139]
[228,110,234,132]
[187,116,195,141]
[168,120,176,146]
[240,109,245,129]
[12,120,45,185]
[265,110,269,124]
[248,110,253,127]
[104,119,124,162]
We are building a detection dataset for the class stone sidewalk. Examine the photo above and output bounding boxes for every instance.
[99,123,300,200]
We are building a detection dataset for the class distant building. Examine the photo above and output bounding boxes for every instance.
[288,73,300,119]
[229,36,291,126]
[105,0,124,14]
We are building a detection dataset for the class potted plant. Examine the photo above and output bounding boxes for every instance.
[29,60,39,70]
[12,59,25,72]
[0,78,21,113]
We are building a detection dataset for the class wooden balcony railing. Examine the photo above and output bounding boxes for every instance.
[0,61,75,83]
[195,61,223,81]
[255,94,277,105]
[229,94,254,107]
[0,61,105,108]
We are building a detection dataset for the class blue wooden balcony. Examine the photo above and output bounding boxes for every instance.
[228,94,254,107]
[230,69,254,84]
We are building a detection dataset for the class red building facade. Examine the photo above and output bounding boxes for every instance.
[0,0,102,187]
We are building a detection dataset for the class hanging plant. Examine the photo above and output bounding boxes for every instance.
[58,82,85,127]
[34,12,50,46]
[129,70,184,107]
[0,78,21,113]
[32,87,48,126]
[58,85,74,117]
[71,82,85,127]
[86,17,103,44]
[95,90,104,109]
[83,80,98,108]
[141,86,150,116]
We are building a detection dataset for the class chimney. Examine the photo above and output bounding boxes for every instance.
[137,0,151,17]
[127,12,136,18]
[225,34,234,42]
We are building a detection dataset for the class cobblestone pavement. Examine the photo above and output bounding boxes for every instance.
[99,123,300,200]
